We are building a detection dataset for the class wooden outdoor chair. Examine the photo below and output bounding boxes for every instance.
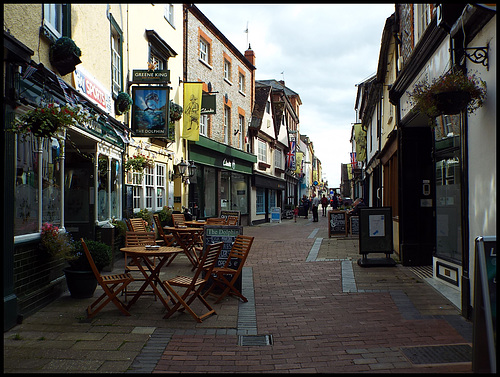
[226,215,239,226]
[153,214,175,247]
[164,241,224,322]
[203,235,254,303]
[128,218,149,232]
[80,238,133,319]
[171,213,186,227]
[124,231,157,300]
[206,217,227,225]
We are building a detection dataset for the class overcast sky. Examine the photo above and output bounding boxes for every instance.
[197,3,395,189]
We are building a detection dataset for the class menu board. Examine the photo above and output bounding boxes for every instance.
[359,207,393,255]
[350,216,359,235]
[328,210,347,237]
[203,226,243,268]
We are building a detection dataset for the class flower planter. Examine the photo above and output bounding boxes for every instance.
[51,53,82,76]
[30,120,61,138]
[433,91,471,115]
[64,268,97,299]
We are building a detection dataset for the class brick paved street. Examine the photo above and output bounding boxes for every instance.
[3,212,473,373]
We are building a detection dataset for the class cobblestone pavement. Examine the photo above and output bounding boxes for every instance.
[4,211,473,373]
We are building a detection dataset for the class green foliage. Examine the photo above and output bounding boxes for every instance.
[49,36,82,62]
[40,223,75,259]
[69,239,111,271]
[124,154,155,173]
[115,92,133,115]
[410,69,487,118]
[157,206,173,226]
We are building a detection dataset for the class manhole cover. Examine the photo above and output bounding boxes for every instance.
[238,335,273,346]
[401,344,472,364]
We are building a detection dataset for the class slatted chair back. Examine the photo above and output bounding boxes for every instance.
[206,217,227,225]
[164,241,224,322]
[203,235,254,304]
[128,218,148,232]
[172,213,186,227]
[153,214,175,246]
[226,215,239,226]
[80,238,133,318]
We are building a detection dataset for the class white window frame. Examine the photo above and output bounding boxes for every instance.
[43,4,63,39]
[414,4,432,43]
[258,139,267,163]
[199,38,209,64]
[164,4,175,27]
[200,114,208,136]
[274,149,283,170]
[238,115,244,150]
[224,59,231,82]
[224,106,230,144]
[156,163,166,209]
[238,73,245,93]
[111,31,121,96]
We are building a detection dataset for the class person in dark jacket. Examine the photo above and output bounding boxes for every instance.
[301,195,310,219]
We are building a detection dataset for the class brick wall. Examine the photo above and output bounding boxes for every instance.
[14,242,66,318]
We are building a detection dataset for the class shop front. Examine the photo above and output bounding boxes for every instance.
[252,173,286,225]
[188,136,256,225]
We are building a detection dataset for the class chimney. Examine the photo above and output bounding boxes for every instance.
[244,44,255,66]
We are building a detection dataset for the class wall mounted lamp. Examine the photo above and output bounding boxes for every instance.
[170,158,197,183]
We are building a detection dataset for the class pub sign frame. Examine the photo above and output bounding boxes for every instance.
[131,86,170,137]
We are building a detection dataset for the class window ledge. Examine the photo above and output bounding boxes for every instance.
[199,59,212,70]
[258,162,270,170]
[238,90,246,97]
[224,78,233,86]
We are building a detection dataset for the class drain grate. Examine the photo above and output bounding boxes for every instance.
[401,344,472,364]
[238,335,273,346]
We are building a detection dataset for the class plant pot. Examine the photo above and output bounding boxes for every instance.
[51,53,82,76]
[30,120,60,138]
[64,268,97,299]
[433,91,471,115]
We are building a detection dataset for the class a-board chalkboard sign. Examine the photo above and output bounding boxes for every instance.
[328,210,347,237]
[271,207,281,223]
[350,216,359,235]
[472,236,496,373]
[359,207,393,255]
[220,210,241,225]
[203,225,243,268]
[203,225,243,291]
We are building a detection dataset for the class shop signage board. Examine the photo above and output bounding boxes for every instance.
[358,207,395,266]
[271,207,281,223]
[220,210,240,225]
[132,69,170,83]
[328,210,347,237]
[131,86,170,137]
[201,94,216,114]
[472,236,496,373]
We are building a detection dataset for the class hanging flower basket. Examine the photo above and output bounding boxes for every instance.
[9,102,91,140]
[410,69,487,119]
[115,92,133,115]
[49,37,82,76]
[124,154,155,173]
[170,101,183,124]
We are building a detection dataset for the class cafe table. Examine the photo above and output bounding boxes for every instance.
[185,220,207,227]
[164,226,204,268]
[119,245,182,311]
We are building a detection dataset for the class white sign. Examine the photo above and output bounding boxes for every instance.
[73,66,114,116]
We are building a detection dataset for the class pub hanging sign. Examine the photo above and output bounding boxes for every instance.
[131,86,170,137]
[132,69,170,83]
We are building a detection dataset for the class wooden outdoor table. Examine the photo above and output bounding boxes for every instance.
[119,246,182,311]
[185,220,207,227]
[163,226,204,268]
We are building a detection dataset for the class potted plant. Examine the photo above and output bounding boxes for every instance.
[124,153,155,181]
[115,92,133,115]
[49,36,82,76]
[410,69,487,119]
[63,239,112,299]
[10,102,90,140]
[170,101,183,123]
[157,206,173,227]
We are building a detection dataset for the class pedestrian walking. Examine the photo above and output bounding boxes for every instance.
[301,195,310,219]
[311,193,320,222]
[293,206,299,222]
[321,195,328,216]
[331,194,338,210]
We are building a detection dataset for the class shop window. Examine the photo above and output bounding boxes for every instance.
[14,134,63,236]
[203,167,217,217]
[98,156,109,221]
[268,189,276,211]
[256,188,265,214]
[111,159,120,219]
